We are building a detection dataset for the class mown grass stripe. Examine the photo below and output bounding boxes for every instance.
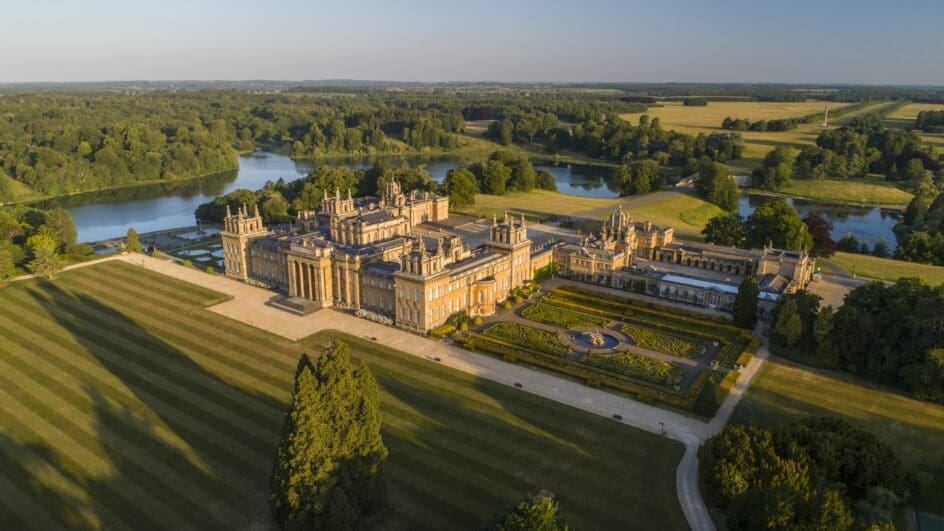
[0,431,121,531]
[0,464,71,531]
[0,330,253,505]
[381,459,489,527]
[90,262,231,306]
[0,385,199,531]
[47,275,293,410]
[1,289,280,453]
[0,312,271,475]
[20,277,290,402]
[0,354,239,529]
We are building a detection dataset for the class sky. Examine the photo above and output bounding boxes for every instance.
[1,0,943,85]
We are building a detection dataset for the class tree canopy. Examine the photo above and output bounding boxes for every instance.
[269,342,387,530]
[699,418,903,531]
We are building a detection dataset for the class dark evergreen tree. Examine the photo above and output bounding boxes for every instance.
[871,238,891,258]
[732,277,760,329]
[269,343,388,530]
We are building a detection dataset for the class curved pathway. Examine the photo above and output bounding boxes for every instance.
[18,253,775,531]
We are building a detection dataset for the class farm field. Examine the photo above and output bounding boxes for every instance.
[0,261,687,530]
[455,190,724,240]
[826,251,944,285]
[620,100,859,168]
[745,177,913,206]
[731,356,944,512]
[883,102,944,150]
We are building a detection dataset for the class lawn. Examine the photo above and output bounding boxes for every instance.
[583,352,684,386]
[621,323,707,359]
[746,178,913,206]
[521,302,612,329]
[827,251,944,285]
[0,261,687,530]
[454,190,724,240]
[731,356,944,512]
[620,100,859,168]
[883,102,944,149]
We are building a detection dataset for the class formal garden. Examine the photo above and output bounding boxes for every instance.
[454,284,761,417]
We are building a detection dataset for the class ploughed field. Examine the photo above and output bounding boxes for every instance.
[0,261,686,530]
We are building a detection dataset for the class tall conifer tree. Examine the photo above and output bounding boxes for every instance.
[269,342,387,530]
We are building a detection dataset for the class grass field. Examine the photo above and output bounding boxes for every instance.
[731,356,944,511]
[745,178,913,206]
[454,190,724,240]
[883,102,944,150]
[0,261,686,530]
[827,251,944,285]
[620,100,858,168]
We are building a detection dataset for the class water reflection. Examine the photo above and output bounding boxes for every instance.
[738,195,900,249]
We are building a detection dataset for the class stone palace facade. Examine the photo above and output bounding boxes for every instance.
[223,185,813,331]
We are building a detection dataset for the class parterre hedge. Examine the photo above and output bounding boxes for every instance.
[482,322,568,356]
[583,352,684,385]
[521,303,612,329]
[457,333,712,412]
[620,323,707,359]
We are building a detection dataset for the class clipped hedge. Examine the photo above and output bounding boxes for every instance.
[621,323,707,359]
[482,322,568,356]
[583,352,684,385]
[521,303,612,329]
[457,333,717,412]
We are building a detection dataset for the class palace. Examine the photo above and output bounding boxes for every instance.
[222,181,551,332]
[551,205,815,319]
[222,187,814,331]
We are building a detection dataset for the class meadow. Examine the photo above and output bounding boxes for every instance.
[746,178,913,206]
[731,356,944,512]
[620,100,859,168]
[0,261,687,530]
[883,102,944,150]
[454,190,724,240]
[826,251,944,285]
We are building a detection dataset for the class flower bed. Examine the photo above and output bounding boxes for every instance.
[583,352,684,386]
[355,309,394,326]
[620,323,707,359]
[482,322,568,356]
[521,303,611,329]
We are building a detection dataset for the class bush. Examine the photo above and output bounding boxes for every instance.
[205,266,215,274]
[473,316,483,325]
[65,242,94,255]
[502,300,513,310]
[429,323,457,339]
[182,259,192,268]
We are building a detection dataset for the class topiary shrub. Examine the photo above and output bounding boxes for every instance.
[205,266,215,274]
[182,259,192,268]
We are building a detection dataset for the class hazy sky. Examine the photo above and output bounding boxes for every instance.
[2,0,943,84]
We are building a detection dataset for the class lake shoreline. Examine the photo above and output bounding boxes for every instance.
[741,187,909,211]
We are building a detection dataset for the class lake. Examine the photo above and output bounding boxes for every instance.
[46,151,620,242]
[41,150,900,248]
[738,195,900,250]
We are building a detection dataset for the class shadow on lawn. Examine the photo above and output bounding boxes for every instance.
[25,281,278,529]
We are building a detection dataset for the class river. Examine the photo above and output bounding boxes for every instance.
[39,150,899,247]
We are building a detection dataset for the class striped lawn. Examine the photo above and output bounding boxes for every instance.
[0,261,686,530]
